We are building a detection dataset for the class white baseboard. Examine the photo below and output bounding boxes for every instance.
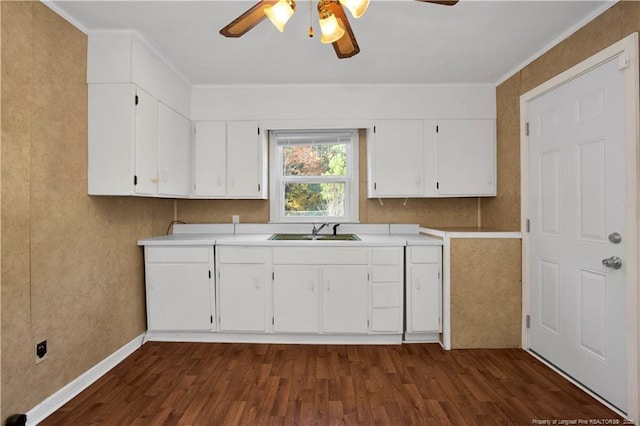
[26,333,145,425]
[144,330,403,345]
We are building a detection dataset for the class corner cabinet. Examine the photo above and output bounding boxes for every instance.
[88,83,191,197]
[143,246,215,331]
[367,119,496,198]
[192,121,267,199]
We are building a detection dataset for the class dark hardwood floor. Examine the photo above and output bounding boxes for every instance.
[41,342,623,425]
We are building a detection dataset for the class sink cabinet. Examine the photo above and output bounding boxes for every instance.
[143,246,214,331]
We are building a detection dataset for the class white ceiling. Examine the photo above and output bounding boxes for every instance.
[48,0,614,86]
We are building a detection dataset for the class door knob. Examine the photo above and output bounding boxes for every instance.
[602,256,623,269]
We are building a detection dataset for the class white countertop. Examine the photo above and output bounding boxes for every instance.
[137,224,443,247]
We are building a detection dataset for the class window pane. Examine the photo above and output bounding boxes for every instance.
[284,183,345,217]
[283,144,347,177]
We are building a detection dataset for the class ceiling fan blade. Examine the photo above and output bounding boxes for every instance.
[220,0,279,38]
[415,0,459,5]
[326,2,360,59]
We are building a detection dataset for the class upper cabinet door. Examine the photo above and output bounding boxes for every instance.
[134,87,160,195]
[226,121,263,198]
[193,121,227,197]
[368,120,424,197]
[436,120,496,196]
[157,104,191,197]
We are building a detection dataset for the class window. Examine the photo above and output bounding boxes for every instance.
[269,130,359,223]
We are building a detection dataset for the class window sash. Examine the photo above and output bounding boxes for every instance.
[270,129,358,223]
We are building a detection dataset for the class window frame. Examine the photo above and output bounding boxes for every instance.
[269,129,359,223]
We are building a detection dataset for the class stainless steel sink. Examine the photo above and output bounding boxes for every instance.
[268,233,360,241]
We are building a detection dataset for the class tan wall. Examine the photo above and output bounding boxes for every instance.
[449,238,522,349]
[179,130,481,227]
[481,1,640,231]
[0,2,174,418]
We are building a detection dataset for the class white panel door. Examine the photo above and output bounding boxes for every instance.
[321,266,368,333]
[146,263,212,331]
[193,121,227,197]
[437,119,496,196]
[273,266,319,333]
[218,264,266,332]
[528,57,626,411]
[227,121,261,197]
[370,120,424,197]
[134,87,159,195]
[157,104,190,197]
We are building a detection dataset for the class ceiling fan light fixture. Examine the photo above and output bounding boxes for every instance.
[318,8,345,44]
[265,0,296,33]
[339,0,369,18]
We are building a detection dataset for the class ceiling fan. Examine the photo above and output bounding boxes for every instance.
[220,0,459,59]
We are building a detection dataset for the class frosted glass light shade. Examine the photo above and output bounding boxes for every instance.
[339,0,369,18]
[265,0,296,32]
[319,12,344,44]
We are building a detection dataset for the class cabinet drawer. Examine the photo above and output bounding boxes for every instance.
[146,246,210,263]
[371,248,402,265]
[371,284,401,308]
[370,308,402,333]
[272,247,367,265]
[410,246,441,263]
[371,266,401,283]
[219,247,265,264]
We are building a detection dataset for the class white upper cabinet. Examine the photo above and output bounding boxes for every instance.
[157,104,191,196]
[192,121,267,199]
[193,122,226,197]
[436,119,496,196]
[89,83,191,197]
[367,119,496,198]
[367,120,424,197]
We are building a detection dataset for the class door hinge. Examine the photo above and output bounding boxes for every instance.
[526,219,530,233]
[525,122,529,136]
[134,175,138,186]
[526,314,530,329]
[135,95,139,105]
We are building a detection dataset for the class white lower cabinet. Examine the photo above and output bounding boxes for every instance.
[370,248,404,333]
[144,246,214,331]
[321,266,369,333]
[217,247,268,332]
[406,246,442,336]
[273,265,319,333]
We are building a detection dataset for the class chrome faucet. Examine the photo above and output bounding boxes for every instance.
[311,223,330,237]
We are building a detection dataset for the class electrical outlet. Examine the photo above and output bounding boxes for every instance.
[35,340,47,364]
